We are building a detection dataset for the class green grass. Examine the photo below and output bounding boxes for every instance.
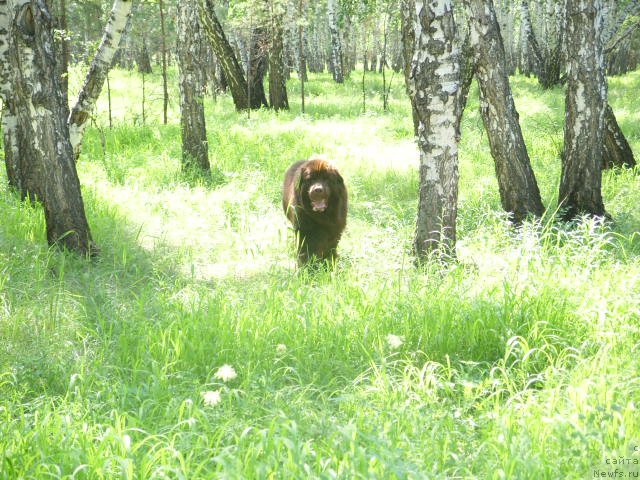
[0,66,639,479]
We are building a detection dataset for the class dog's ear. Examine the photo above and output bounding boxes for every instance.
[334,170,344,185]
[296,168,305,192]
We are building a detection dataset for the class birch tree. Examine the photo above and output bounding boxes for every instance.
[68,0,134,160]
[603,105,636,169]
[177,0,210,174]
[268,0,289,110]
[247,26,270,109]
[0,0,95,255]
[520,0,564,89]
[559,0,607,220]
[464,0,544,222]
[519,0,538,75]
[400,0,419,136]
[408,0,461,259]
[327,0,344,83]
[199,0,251,110]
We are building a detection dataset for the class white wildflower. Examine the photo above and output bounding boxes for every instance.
[214,364,237,382]
[201,390,222,406]
[122,434,131,450]
[276,344,287,354]
[386,334,404,350]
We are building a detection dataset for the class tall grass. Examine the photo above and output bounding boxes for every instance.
[0,67,639,478]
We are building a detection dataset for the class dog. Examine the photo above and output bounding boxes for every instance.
[282,156,348,266]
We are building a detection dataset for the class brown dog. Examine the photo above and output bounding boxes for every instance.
[282,157,348,265]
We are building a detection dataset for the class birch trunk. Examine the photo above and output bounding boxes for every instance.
[409,0,461,259]
[400,0,419,136]
[2,104,27,193]
[52,0,69,116]
[297,0,308,82]
[159,0,169,125]
[519,0,533,75]
[327,0,344,83]
[0,0,95,255]
[268,3,289,111]
[199,0,250,110]
[465,0,544,222]
[559,0,607,220]
[248,27,269,109]
[602,104,636,169]
[520,1,543,76]
[68,0,134,160]
[177,0,210,173]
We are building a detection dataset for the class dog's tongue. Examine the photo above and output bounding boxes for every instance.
[312,200,327,212]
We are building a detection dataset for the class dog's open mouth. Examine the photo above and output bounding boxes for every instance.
[311,200,327,212]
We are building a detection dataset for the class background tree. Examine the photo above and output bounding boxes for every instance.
[603,0,640,75]
[246,26,270,109]
[267,0,289,110]
[199,0,251,110]
[400,0,419,136]
[327,0,344,83]
[158,0,170,124]
[519,0,564,88]
[559,0,608,220]
[177,0,211,174]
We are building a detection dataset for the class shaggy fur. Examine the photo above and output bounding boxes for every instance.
[282,157,348,265]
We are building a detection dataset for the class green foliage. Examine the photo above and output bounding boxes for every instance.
[1,67,640,478]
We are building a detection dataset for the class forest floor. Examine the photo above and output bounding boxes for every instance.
[0,68,639,479]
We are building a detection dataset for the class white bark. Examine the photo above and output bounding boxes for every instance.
[177,0,209,172]
[409,0,460,258]
[465,0,544,221]
[327,0,344,83]
[0,0,94,253]
[559,0,607,219]
[68,0,134,160]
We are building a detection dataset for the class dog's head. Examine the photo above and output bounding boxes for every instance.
[298,158,344,213]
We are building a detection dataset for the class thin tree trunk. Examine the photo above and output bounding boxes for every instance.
[198,0,250,110]
[107,73,113,129]
[137,35,153,73]
[298,0,307,112]
[327,0,344,83]
[141,71,147,125]
[298,23,308,81]
[177,0,210,174]
[381,4,390,112]
[159,0,169,125]
[559,0,607,220]
[409,0,461,260]
[0,0,95,255]
[465,0,544,222]
[68,0,134,160]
